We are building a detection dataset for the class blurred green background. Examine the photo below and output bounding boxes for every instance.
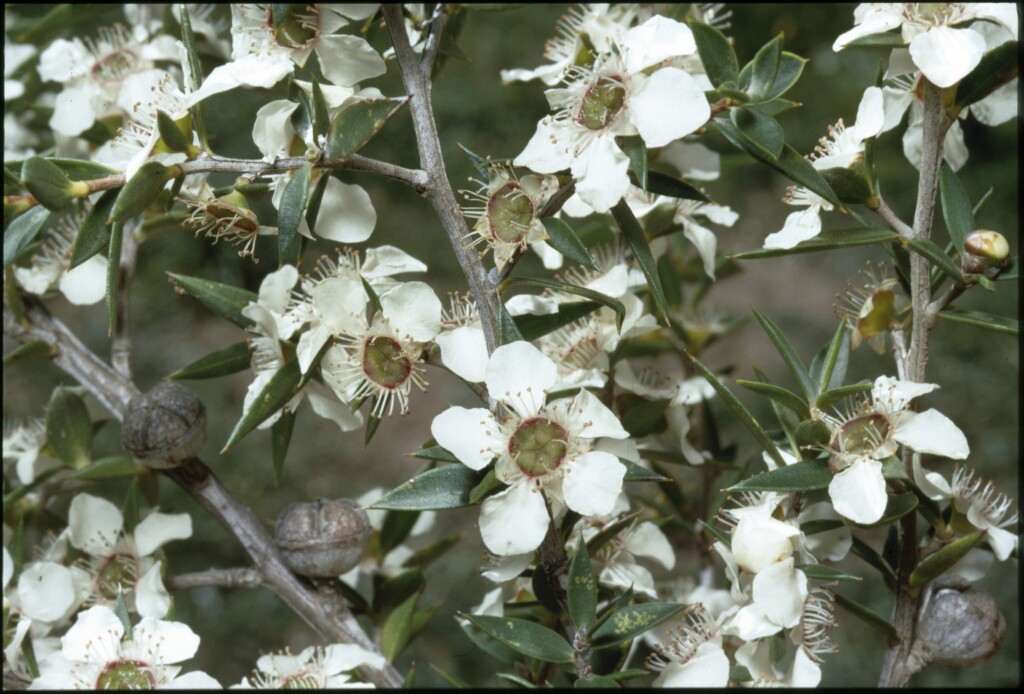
[3,3,1017,687]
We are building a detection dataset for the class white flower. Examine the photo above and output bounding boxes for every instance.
[649,604,731,688]
[514,17,710,213]
[431,342,630,556]
[12,216,107,306]
[436,293,489,383]
[29,605,219,689]
[3,418,60,485]
[4,34,35,101]
[65,493,192,619]
[951,466,1018,561]
[834,4,1018,88]
[237,643,382,689]
[821,375,969,524]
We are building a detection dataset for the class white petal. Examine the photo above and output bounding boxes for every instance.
[798,502,853,562]
[763,207,822,249]
[530,240,565,270]
[628,67,709,147]
[829,457,888,524]
[166,671,222,688]
[984,527,1018,562]
[313,178,376,243]
[62,605,124,662]
[38,39,89,83]
[297,324,331,373]
[625,522,676,569]
[563,389,629,440]
[316,35,386,87]
[833,6,904,50]
[942,121,969,172]
[306,388,365,432]
[312,275,367,335]
[252,100,299,161]
[481,553,533,583]
[437,325,488,382]
[871,375,937,413]
[18,562,76,623]
[971,78,1018,126]
[135,512,192,557]
[909,27,986,88]
[729,603,783,640]
[911,453,952,500]
[893,409,969,459]
[655,641,730,687]
[505,294,559,316]
[362,245,427,280]
[479,483,549,556]
[2,547,11,592]
[585,264,629,298]
[133,616,200,663]
[485,342,557,417]
[619,16,696,73]
[752,558,808,628]
[881,84,914,132]
[256,265,299,314]
[68,493,123,555]
[682,219,718,280]
[599,562,657,599]
[514,119,574,174]
[854,86,885,140]
[187,54,295,105]
[323,643,386,673]
[380,281,441,341]
[50,86,97,136]
[430,407,504,470]
[562,451,625,516]
[135,561,171,619]
[58,254,107,305]
[731,515,800,574]
[788,648,822,687]
[571,134,631,214]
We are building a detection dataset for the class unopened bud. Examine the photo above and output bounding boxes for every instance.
[964,230,1009,264]
[912,575,1006,669]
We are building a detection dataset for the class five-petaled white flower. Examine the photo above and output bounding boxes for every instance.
[236,643,384,689]
[431,341,629,556]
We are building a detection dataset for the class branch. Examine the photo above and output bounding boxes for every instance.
[874,196,914,239]
[419,3,450,74]
[3,300,403,689]
[166,568,265,591]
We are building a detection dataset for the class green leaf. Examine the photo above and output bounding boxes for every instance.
[380,510,422,556]
[461,615,575,663]
[744,97,801,117]
[310,79,330,141]
[796,564,862,582]
[611,200,669,323]
[766,52,807,99]
[687,352,787,469]
[747,35,782,101]
[815,381,872,410]
[910,531,985,589]
[111,162,177,223]
[937,309,1018,336]
[429,664,470,689]
[850,536,896,586]
[751,307,814,400]
[621,459,670,482]
[21,157,86,212]
[46,387,92,467]
[156,111,192,154]
[375,569,425,613]
[906,238,963,283]
[575,675,620,688]
[801,519,844,536]
[865,492,918,527]
[65,455,137,480]
[816,322,850,396]
[794,419,831,450]
[845,32,906,49]
[568,537,597,630]
[732,228,900,259]
[370,465,481,511]
[938,163,974,252]
[381,591,419,662]
[223,359,301,451]
[819,166,873,204]
[457,143,495,178]
[439,24,471,62]
[326,99,406,161]
[586,512,643,557]
[178,6,208,148]
[541,217,599,270]
[630,170,710,202]
[688,20,738,87]
[468,468,502,504]
[409,445,459,463]
[834,592,897,640]
[270,409,296,486]
[459,620,519,665]
[591,603,684,647]
[166,273,257,328]
[106,221,123,334]
[504,277,625,331]
[728,109,784,160]
[3,339,57,366]
[496,674,537,688]
[114,590,134,638]
[497,299,525,345]
[168,341,252,380]
[304,172,331,237]
[736,380,809,419]
[618,135,647,189]
[4,205,50,267]
[514,301,602,341]
[401,533,463,570]
[33,158,118,183]
[278,164,311,262]
[607,669,650,682]
[620,397,670,437]
[728,460,832,493]
[954,41,1018,110]
[69,189,118,269]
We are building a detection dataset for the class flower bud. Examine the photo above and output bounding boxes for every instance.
[962,230,1010,274]
[913,575,1006,668]
[275,498,371,578]
[121,382,207,469]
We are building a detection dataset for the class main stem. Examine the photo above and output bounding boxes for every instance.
[877,78,947,689]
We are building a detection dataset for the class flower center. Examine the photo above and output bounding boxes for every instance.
[96,660,156,690]
[92,48,140,84]
[281,673,320,689]
[268,4,321,49]
[509,417,568,476]
[832,413,890,456]
[487,182,535,244]
[96,553,139,600]
[577,78,626,131]
[361,336,413,389]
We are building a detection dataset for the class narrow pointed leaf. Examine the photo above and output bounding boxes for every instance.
[168,341,252,380]
[504,277,625,331]
[310,79,330,140]
[815,381,872,410]
[729,108,784,160]
[468,468,502,504]
[4,205,50,267]
[620,397,670,437]
[751,307,814,399]
[617,135,647,190]
[326,99,406,161]
[954,41,1018,110]
[401,534,463,570]
[278,164,310,262]
[937,309,1018,336]
[687,352,787,468]
[796,564,862,582]
[688,20,738,87]
[179,6,208,147]
[910,531,985,589]
[906,238,963,283]
[733,228,899,259]
[304,173,330,235]
[270,410,296,486]
[409,445,459,463]
[747,35,782,101]
[458,143,496,178]
[568,537,597,630]
[736,380,809,419]
[45,387,92,467]
[766,52,807,99]
[66,456,138,480]
[380,509,421,557]
[70,189,118,269]
[370,465,481,511]
[586,512,643,556]
[938,163,973,252]
[630,170,709,202]
[621,459,670,482]
[850,537,896,586]
[727,460,831,493]
[514,300,602,341]
[166,273,257,327]
[106,221,123,334]
[461,614,575,663]
[223,358,301,451]
[497,299,525,344]
[816,321,850,395]
[575,675,619,688]
[834,592,897,640]
[3,339,57,366]
[591,603,684,647]
[381,591,419,662]
[612,199,668,323]
[541,217,599,270]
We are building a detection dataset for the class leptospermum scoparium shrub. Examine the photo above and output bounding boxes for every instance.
[3,3,1018,689]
